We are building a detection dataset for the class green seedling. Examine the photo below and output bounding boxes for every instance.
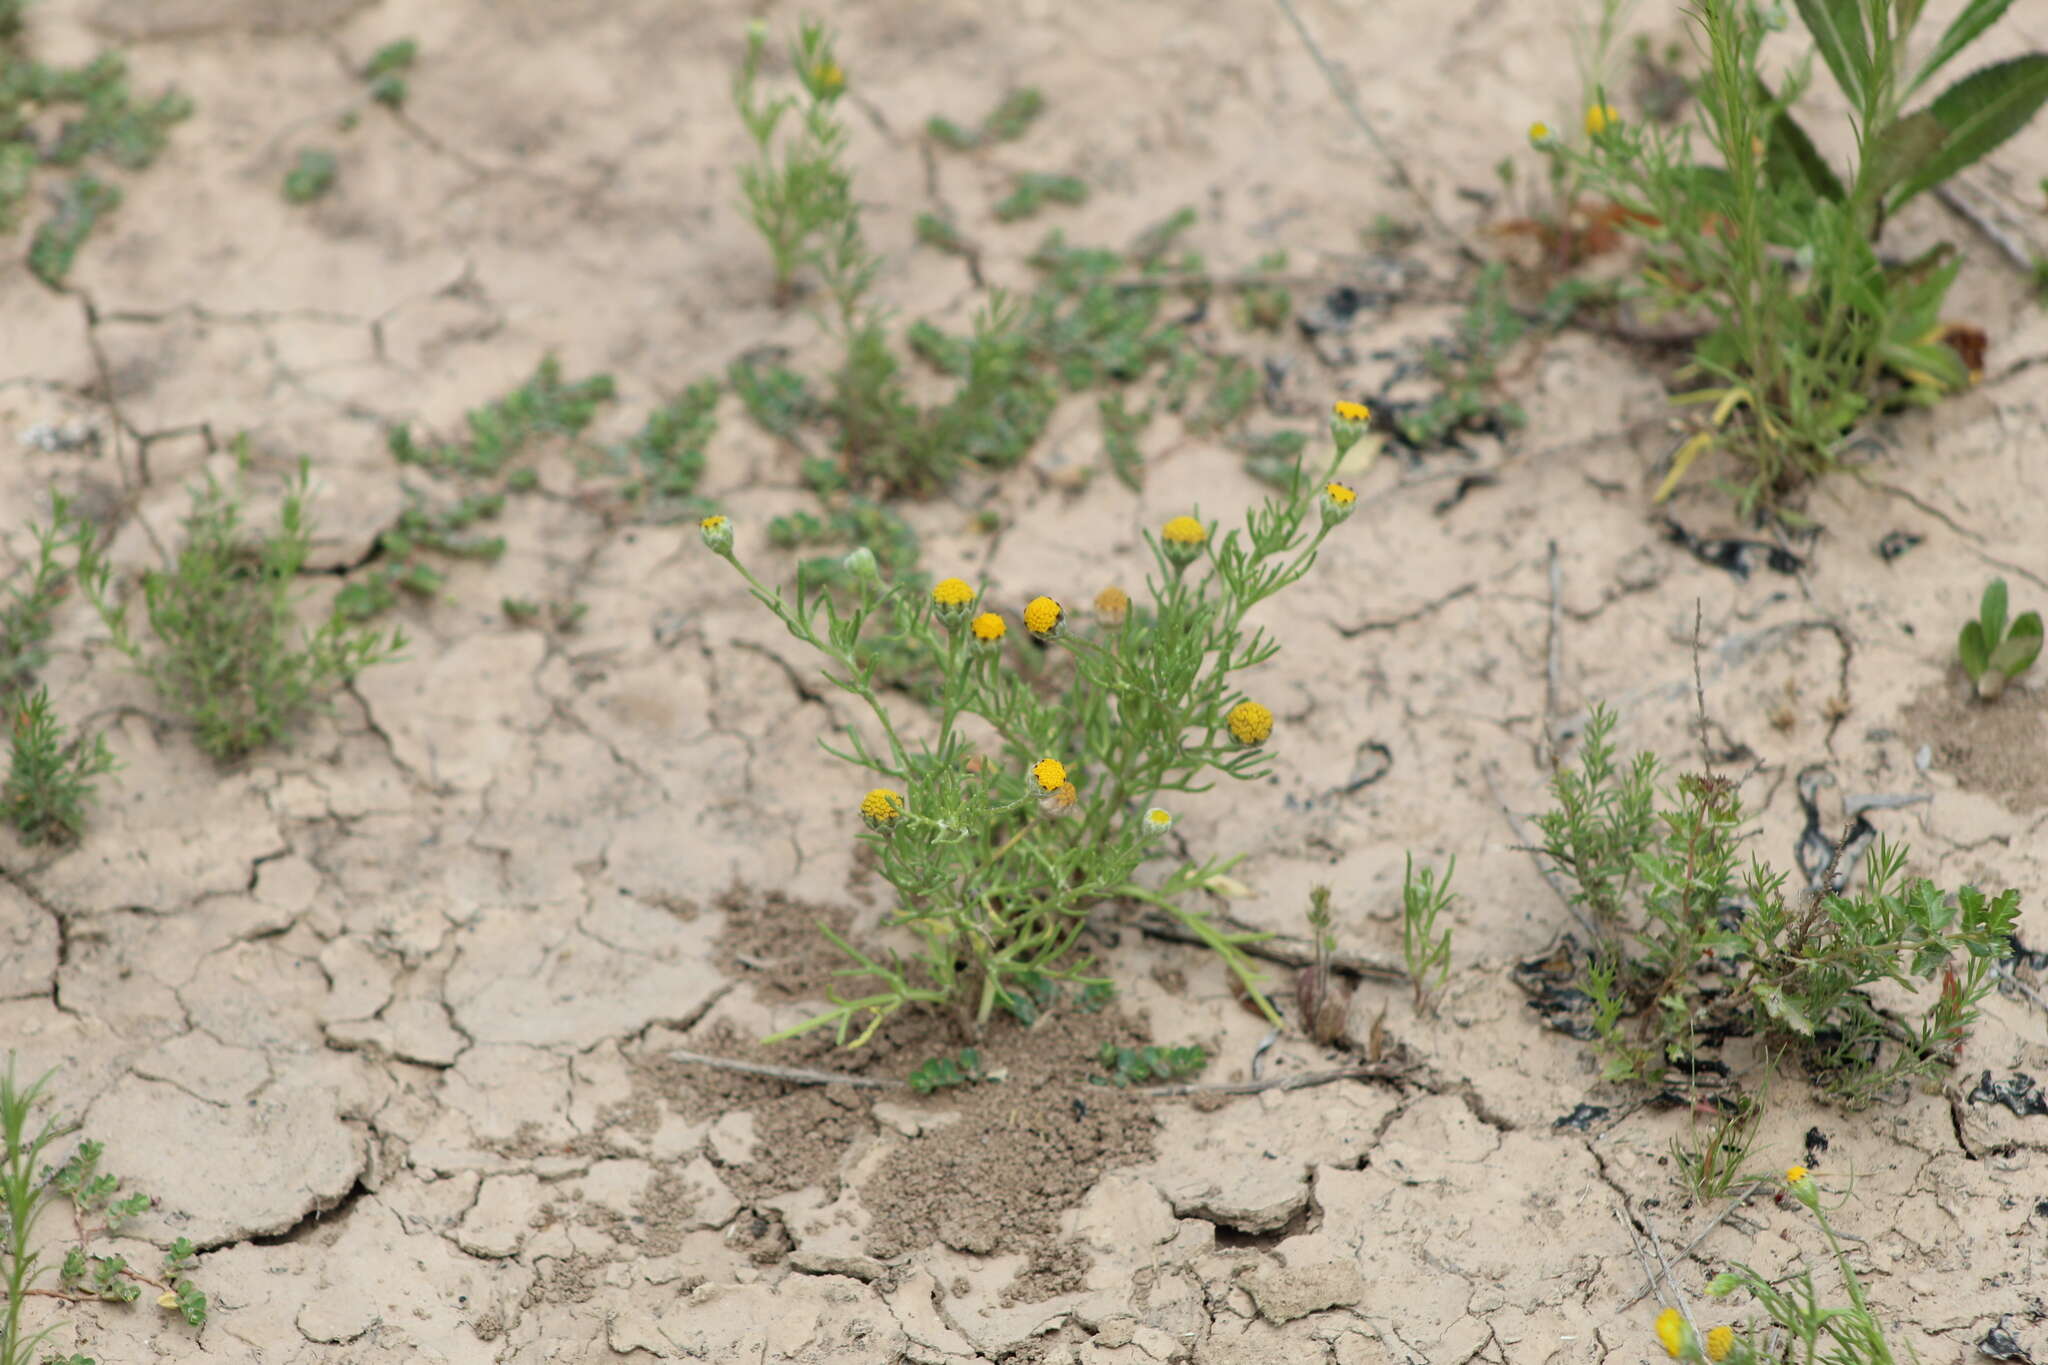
[1,496,94,704]
[1554,0,2048,516]
[2,688,116,845]
[388,355,615,480]
[500,598,585,632]
[913,211,975,261]
[362,38,417,108]
[335,487,507,622]
[78,460,405,760]
[993,172,1088,223]
[1296,885,1352,1045]
[1670,1089,1768,1202]
[1401,853,1455,1012]
[2,1056,73,1365]
[926,87,1044,151]
[907,1048,987,1095]
[1093,1043,1208,1088]
[28,175,119,288]
[1098,393,1153,491]
[1957,578,2041,701]
[282,148,337,204]
[1538,704,2019,1105]
[702,412,1367,1046]
[621,380,718,512]
[728,354,819,440]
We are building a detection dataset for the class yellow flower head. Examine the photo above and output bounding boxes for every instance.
[698,514,734,554]
[1024,595,1064,639]
[1227,700,1273,746]
[1162,515,1208,546]
[1143,807,1173,832]
[1333,400,1372,423]
[1785,1164,1808,1185]
[1705,1326,1734,1362]
[859,788,904,831]
[971,611,1007,644]
[1654,1308,1686,1359]
[1043,780,1079,815]
[811,60,845,96]
[932,576,977,627]
[1031,757,1067,792]
[1094,585,1130,627]
[1586,102,1620,136]
[1528,121,1552,145]
[1319,481,1358,528]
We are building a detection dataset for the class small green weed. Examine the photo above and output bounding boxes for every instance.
[1,1058,205,1365]
[621,381,719,513]
[729,354,819,440]
[1553,0,2048,516]
[1670,1090,1767,1202]
[1957,578,2040,701]
[500,597,585,632]
[362,38,416,108]
[282,148,337,205]
[1093,1043,1208,1088]
[993,172,1088,223]
[1538,705,2019,1105]
[1296,885,1352,1045]
[926,87,1044,150]
[28,176,120,289]
[78,461,405,760]
[1,497,93,703]
[1657,1166,1902,1362]
[1400,853,1456,1012]
[907,1048,988,1095]
[334,488,507,622]
[2,689,115,846]
[388,355,616,480]
[701,409,1367,1046]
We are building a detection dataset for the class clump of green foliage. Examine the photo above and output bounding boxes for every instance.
[1537,705,2019,1106]
[1670,1089,1767,1202]
[362,38,417,108]
[78,460,405,761]
[1,11,192,283]
[388,355,616,480]
[2,1057,205,1365]
[622,380,719,514]
[1957,577,2040,701]
[1551,0,2048,517]
[2,497,116,845]
[926,88,1044,150]
[907,1048,989,1095]
[334,488,508,622]
[282,148,338,204]
[1094,1042,1208,1088]
[702,415,1365,1046]
[994,172,1088,223]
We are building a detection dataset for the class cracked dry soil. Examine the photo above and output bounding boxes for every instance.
[5,0,2048,1361]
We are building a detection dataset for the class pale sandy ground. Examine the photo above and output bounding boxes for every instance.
[4,0,2048,1361]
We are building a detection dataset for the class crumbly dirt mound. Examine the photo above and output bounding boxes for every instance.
[1901,676,2048,813]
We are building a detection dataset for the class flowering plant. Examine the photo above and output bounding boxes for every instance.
[702,406,1367,1045]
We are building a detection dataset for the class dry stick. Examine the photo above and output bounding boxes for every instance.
[1479,761,1600,944]
[1641,1205,1708,1348]
[665,1049,902,1090]
[1543,539,1564,771]
[1272,0,1482,265]
[1691,599,1713,773]
[1134,1063,1409,1098]
[1933,184,2036,275]
[1617,1180,1767,1310]
[1133,911,1408,984]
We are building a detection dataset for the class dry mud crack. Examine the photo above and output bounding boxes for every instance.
[5,0,2048,1362]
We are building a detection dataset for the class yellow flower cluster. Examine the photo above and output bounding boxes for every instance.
[971,611,1007,644]
[1333,400,1372,423]
[1031,758,1067,792]
[1227,700,1273,746]
[1024,595,1064,639]
[859,788,903,831]
[1654,1309,1734,1361]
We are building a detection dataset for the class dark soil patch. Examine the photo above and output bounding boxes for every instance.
[1901,678,2047,813]
[712,884,865,1001]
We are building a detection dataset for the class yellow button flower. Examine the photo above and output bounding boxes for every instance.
[1024,595,1064,639]
[1586,102,1620,135]
[1161,516,1207,570]
[932,577,976,628]
[1333,400,1372,423]
[1319,481,1357,528]
[1226,700,1273,746]
[1031,758,1067,792]
[971,611,1007,645]
[859,789,904,831]
[1094,585,1130,627]
[1143,807,1173,832]
[1528,121,1552,146]
[1654,1308,1685,1359]
[1705,1325,1734,1361]
[1785,1164,1808,1185]
[698,514,733,555]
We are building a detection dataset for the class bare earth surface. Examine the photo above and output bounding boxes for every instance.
[4,0,2048,1361]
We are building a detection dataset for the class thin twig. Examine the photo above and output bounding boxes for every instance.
[1934,183,2036,275]
[1691,599,1713,774]
[1272,0,1481,264]
[1544,539,1563,770]
[1642,1206,1707,1348]
[1133,912,1408,983]
[665,1049,902,1089]
[1479,761,1599,943]
[1134,1063,1409,1097]
[1617,1180,1767,1310]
